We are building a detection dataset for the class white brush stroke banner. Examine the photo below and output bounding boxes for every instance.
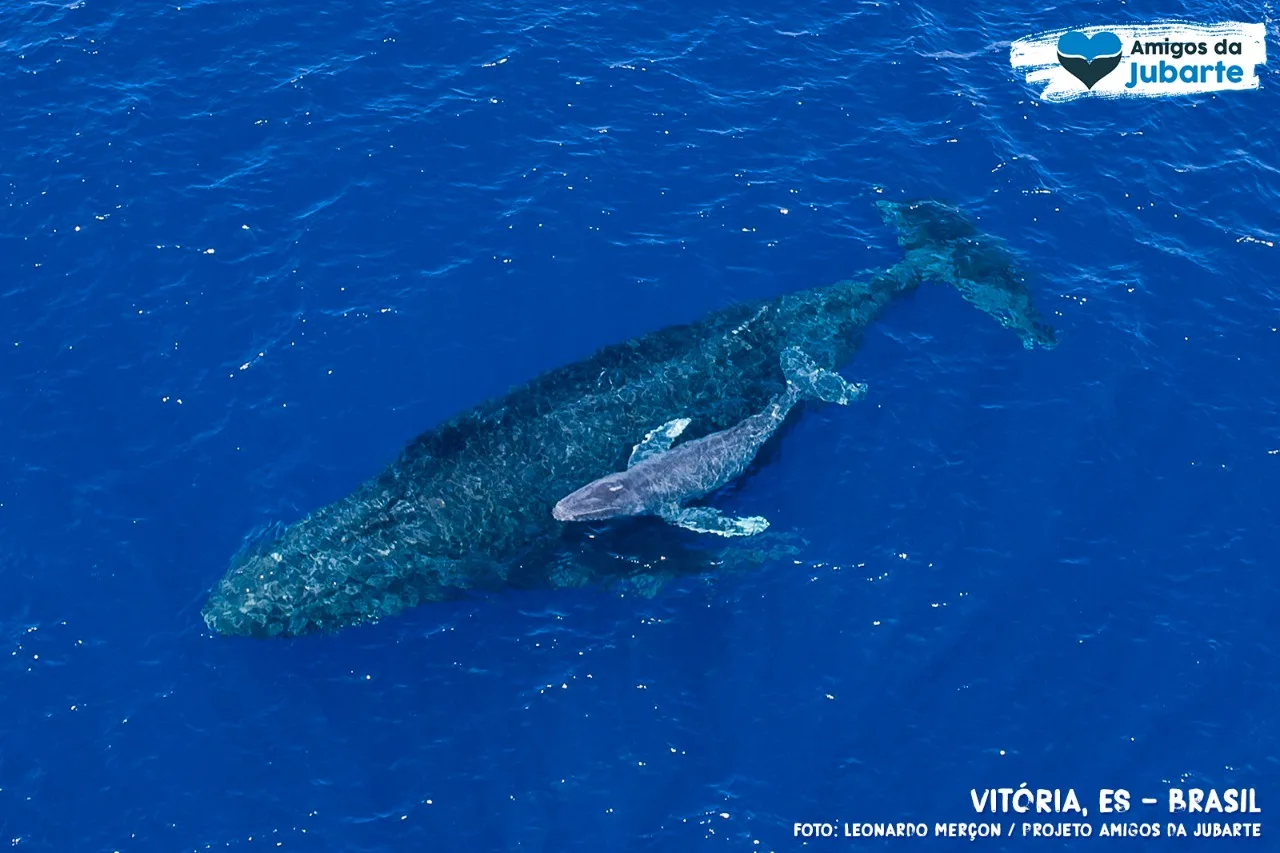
[1011,21,1267,102]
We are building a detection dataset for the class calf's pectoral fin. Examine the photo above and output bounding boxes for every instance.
[658,504,770,538]
[628,418,692,468]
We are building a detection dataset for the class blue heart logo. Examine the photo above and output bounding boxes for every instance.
[1056,30,1123,89]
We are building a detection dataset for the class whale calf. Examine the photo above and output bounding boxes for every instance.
[552,347,866,536]
[202,200,1056,638]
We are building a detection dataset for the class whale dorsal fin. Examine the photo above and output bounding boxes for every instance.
[627,418,691,468]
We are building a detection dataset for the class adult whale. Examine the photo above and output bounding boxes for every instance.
[202,200,1056,638]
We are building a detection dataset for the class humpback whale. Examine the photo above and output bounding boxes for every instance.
[202,200,1056,638]
[552,347,866,536]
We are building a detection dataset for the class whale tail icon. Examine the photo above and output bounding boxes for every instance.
[875,200,1058,350]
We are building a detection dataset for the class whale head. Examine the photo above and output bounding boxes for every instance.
[553,472,648,522]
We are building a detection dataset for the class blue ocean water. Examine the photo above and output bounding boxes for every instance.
[2,0,1278,848]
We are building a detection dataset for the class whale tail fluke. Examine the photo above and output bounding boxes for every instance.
[876,200,1058,350]
[780,346,867,405]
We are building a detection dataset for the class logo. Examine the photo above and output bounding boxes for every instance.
[1011,22,1267,101]
[1055,31,1123,89]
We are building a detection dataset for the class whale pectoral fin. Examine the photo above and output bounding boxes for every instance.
[658,505,770,538]
[627,418,692,468]
[621,571,672,599]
